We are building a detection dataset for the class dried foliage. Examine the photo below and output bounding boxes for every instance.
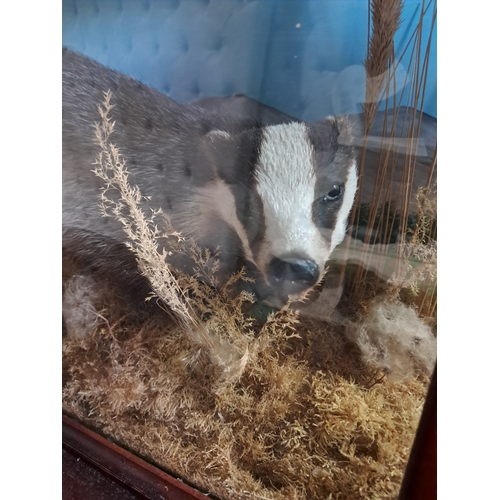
[345,0,437,323]
[93,91,196,330]
[63,313,429,500]
[62,275,102,338]
[346,300,436,381]
[92,91,257,387]
[389,185,437,303]
[363,0,403,131]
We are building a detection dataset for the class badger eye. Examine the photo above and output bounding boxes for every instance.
[324,184,343,201]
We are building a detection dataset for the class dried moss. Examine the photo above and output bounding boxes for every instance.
[63,306,430,500]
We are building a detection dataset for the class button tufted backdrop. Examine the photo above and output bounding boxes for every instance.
[62,0,436,121]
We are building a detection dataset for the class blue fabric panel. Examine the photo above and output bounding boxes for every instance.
[260,1,371,121]
[62,0,274,103]
[62,0,436,120]
[394,2,437,117]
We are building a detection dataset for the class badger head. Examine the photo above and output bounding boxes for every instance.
[183,118,357,305]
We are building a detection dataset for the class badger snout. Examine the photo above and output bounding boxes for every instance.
[268,256,320,296]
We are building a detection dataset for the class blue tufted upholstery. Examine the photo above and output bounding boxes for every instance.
[62,0,436,121]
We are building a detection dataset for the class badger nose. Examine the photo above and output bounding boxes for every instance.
[268,256,320,294]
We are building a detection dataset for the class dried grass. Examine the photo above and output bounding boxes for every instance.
[92,91,256,387]
[63,313,429,500]
[363,0,403,131]
[344,0,437,322]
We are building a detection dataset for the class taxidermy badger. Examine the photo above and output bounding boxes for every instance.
[62,48,358,321]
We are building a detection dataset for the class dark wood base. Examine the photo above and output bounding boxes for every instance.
[398,367,437,500]
[62,415,209,500]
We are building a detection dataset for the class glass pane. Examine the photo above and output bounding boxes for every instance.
[63,2,437,498]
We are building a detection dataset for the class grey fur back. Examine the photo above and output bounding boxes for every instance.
[63,49,299,301]
[64,48,250,241]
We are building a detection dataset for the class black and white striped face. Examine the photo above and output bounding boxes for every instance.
[191,118,357,302]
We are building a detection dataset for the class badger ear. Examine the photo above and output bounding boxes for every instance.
[307,116,353,153]
[205,129,232,142]
[201,129,242,184]
[201,129,234,158]
[332,116,354,147]
[202,128,262,185]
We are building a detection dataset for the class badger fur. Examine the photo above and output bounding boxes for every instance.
[62,48,358,317]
